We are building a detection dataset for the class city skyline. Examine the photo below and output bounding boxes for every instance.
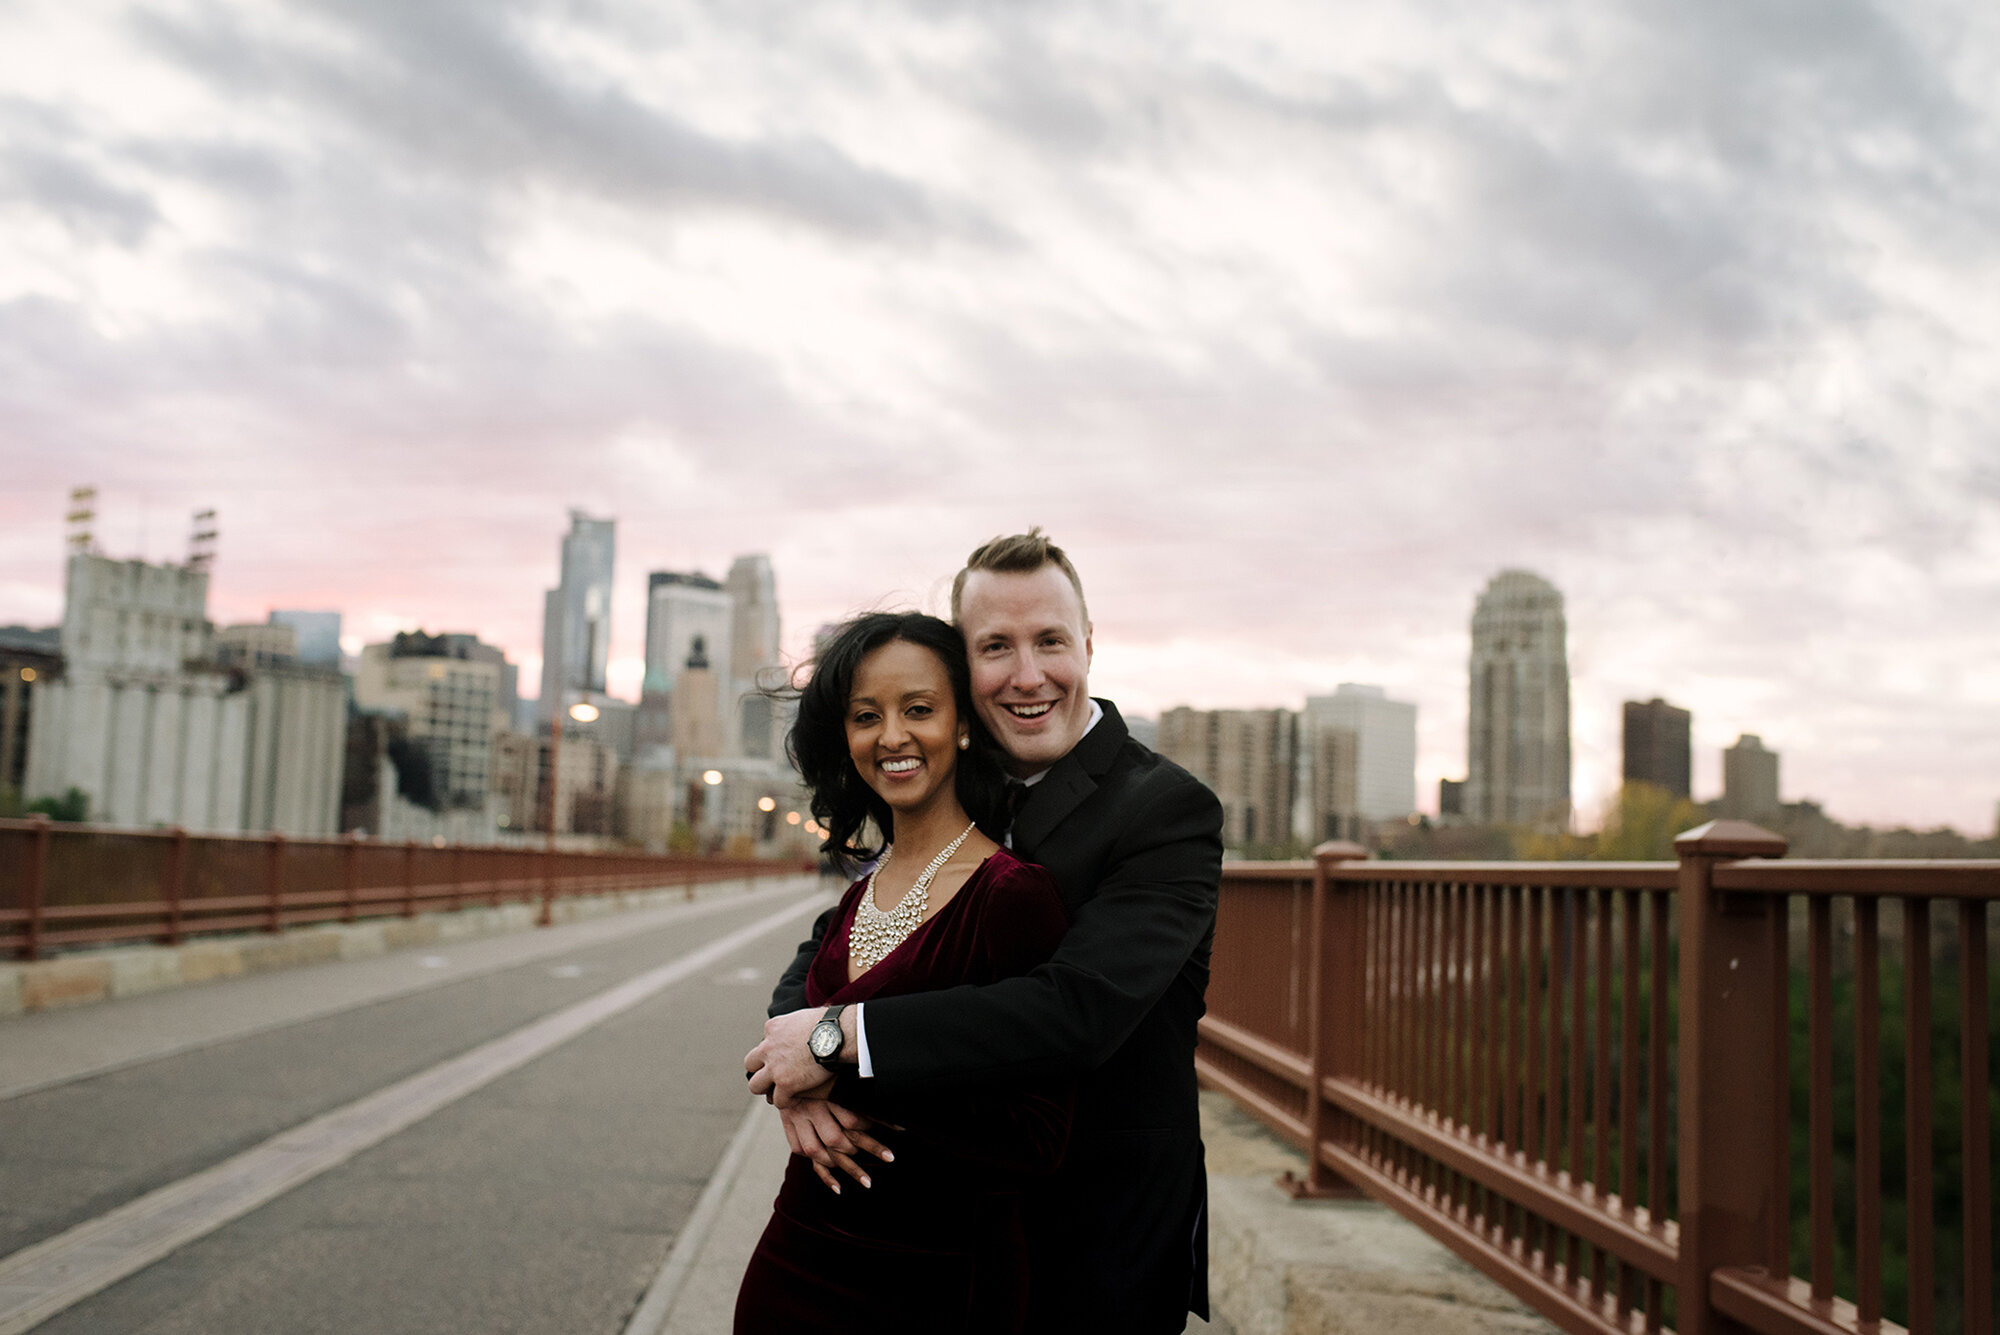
[6,509,1990,837]
[3,5,1997,834]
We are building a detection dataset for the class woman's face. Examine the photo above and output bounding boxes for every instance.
[845,638,965,821]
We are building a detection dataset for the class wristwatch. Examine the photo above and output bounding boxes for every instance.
[807,1004,846,1069]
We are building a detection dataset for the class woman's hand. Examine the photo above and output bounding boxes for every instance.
[777,1090,899,1194]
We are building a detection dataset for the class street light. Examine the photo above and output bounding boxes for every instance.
[544,698,601,850]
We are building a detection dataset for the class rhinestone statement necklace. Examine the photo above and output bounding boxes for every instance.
[849,820,978,971]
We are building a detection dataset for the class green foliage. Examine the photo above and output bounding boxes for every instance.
[1787,927,1993,1335]
[1593,782,1709,860]
[0,784,22,818]
[24,786,88,822]
[1510,826,1596,859]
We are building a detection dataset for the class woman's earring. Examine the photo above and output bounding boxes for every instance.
[958,735,970,750]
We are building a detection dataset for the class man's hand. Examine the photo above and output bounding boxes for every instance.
[777,1097,898,1194]
[744,1006,855,1107]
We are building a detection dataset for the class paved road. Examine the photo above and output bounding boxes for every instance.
[0,879,829,1335]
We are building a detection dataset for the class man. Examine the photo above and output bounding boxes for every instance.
[746,529,1223,1332]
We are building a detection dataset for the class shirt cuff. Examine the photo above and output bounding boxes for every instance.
[854,1002,874,1078]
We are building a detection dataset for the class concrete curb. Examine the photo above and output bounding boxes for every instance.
[1201,1091,1555,1335]
[0,882,771,1017]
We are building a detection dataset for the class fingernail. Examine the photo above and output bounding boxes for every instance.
[830,1183,841,1195]
[879,1150,894,1163]
[859,1175,871,1189]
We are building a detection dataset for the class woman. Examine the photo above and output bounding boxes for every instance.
[733,612,1070,1334]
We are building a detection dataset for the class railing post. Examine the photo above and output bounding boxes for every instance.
[403,839,417,918]
[538,846,555,927]
[22,813,51,961]
[264,832,286,934]
[342,833,359,923]
[1282,840,1368,1198]
[450,842,465,914]
[1674,819,1789,1335]
[163,827,188,945]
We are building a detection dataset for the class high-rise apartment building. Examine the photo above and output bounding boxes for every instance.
[353,631,511,810]
[1295,683,1418,840]
[1623,698,1692,797]
[1466,570,1571,828]
[641,570,732,752]
[1157,706,1296,851]
[1721,733,1780,821]
[671,637,725,761]
[538,511,615,723]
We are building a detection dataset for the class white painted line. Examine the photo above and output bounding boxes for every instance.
[0,877,822,1104]
[620,1101,768,1335]
[0,893,824,1335]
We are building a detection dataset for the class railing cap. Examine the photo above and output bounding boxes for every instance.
[1313,840,1369,864]
[1673,819,1788,860]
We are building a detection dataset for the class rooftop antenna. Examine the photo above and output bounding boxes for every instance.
[65,486,96,556]
[187,508,218,573]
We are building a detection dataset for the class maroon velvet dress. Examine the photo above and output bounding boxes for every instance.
[734,848,1071,1334]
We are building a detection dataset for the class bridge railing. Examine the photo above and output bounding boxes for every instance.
[1197,822,1996,1335]
[0,816,810,959]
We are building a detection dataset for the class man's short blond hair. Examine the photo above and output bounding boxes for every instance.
[950,527,1090,627]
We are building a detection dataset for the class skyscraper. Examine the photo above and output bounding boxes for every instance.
[1156,706,1296,851]
[1623,698,1692,797]
[724,554,783,759]
[1466,570,1571,828]
[538,511,615,723]
[1721,733,1780,821]
[641,570,732,759]
[1296,683,1418,840]
[724,554,780,687]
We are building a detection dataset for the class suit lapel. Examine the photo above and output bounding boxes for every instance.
[1012,699,1127,857]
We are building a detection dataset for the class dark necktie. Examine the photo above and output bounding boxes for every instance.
[1004,781,1029,835]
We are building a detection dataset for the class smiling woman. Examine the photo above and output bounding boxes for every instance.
[735,611,1073,1334]
[784,612,1009,867]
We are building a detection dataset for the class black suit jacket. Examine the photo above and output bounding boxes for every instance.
[770,699,1224,1328]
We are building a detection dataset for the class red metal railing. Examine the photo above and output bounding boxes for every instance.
[0,817,810,959]
[1198,822,1998,1335]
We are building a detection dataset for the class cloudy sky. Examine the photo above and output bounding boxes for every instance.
[4,0,1997,833]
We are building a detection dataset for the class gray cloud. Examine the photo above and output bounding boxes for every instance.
[130,0,994,243]
[3,0,1996,830]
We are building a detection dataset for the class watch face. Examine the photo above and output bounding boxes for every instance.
[809,1022,841,1059]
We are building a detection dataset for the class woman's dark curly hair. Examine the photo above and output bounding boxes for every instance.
[784,611,1007,871]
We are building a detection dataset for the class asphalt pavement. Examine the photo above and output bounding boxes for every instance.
[0,876,827,1335]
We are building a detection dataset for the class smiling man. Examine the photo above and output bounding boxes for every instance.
[746,528,1225,1333]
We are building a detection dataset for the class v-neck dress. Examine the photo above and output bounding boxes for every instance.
[733,847,1072,1334]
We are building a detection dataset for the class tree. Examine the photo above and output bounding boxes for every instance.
[1593,782,1709,860]
[25,787,90,822]
[385,736,443,812]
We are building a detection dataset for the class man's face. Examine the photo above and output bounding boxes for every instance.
[958,565,1093,777]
